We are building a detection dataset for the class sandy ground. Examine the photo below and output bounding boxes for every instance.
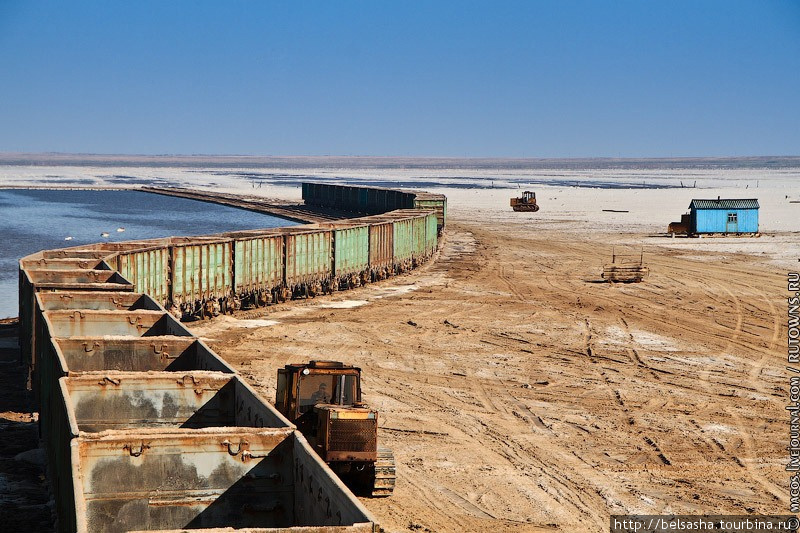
[185,202,794,532]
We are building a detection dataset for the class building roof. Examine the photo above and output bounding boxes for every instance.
[689,198,759,210]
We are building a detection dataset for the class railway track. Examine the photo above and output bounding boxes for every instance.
[141,185,353,224]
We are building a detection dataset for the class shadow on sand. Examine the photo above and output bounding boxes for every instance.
[0,328,54,532]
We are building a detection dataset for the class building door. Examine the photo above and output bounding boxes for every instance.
[726,212,738,233]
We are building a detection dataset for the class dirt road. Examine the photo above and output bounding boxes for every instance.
[190,214,789,532]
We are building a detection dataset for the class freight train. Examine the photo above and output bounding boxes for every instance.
[17,184,446,533]
[114,209,440,318]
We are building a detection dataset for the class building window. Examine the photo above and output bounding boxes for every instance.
[727,212,738,223]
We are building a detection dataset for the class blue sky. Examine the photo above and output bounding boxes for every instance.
[0,1,798,157]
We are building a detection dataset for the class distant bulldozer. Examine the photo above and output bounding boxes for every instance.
[510,191,539,212]
[602,248,649,283]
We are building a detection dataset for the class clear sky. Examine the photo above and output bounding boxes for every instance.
[0,1,798,158]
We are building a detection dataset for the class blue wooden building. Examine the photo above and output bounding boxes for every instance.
[689,198,759,235]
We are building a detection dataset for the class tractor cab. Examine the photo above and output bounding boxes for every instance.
[276,361,377,459]
[276,360,363,418]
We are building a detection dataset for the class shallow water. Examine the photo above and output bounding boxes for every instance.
[0,189,297,318]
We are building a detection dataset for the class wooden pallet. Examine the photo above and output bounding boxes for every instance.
[602,265,649,283]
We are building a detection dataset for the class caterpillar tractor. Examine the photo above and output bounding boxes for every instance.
[275,360,395,497]
[510,190,540,212]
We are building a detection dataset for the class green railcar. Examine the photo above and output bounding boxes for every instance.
[117,247,170,305]
[332,224,369,278]
[233,233,284,297]
[413,196,447,233]
[425,212,438,254]
[171,240,233,308]
[368,220,393,274]
[411,215,427,258]
[284,229,332,289]
[392,217,414,270]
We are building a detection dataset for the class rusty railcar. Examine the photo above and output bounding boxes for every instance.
[35,309,195,441]
[67,430,378,533]
[24,268,131,289]
[22,257,113,271]
[398,209,438,265]
[35,290,162,312]
[48,337,233,374]
[51,373,377,532]
[33,293,208,382]
[40,309,191,338]
[18,262,135,393]
[31,290,168,407]
[367,218,394,281]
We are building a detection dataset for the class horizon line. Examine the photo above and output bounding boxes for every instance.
[1,151,800,161]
